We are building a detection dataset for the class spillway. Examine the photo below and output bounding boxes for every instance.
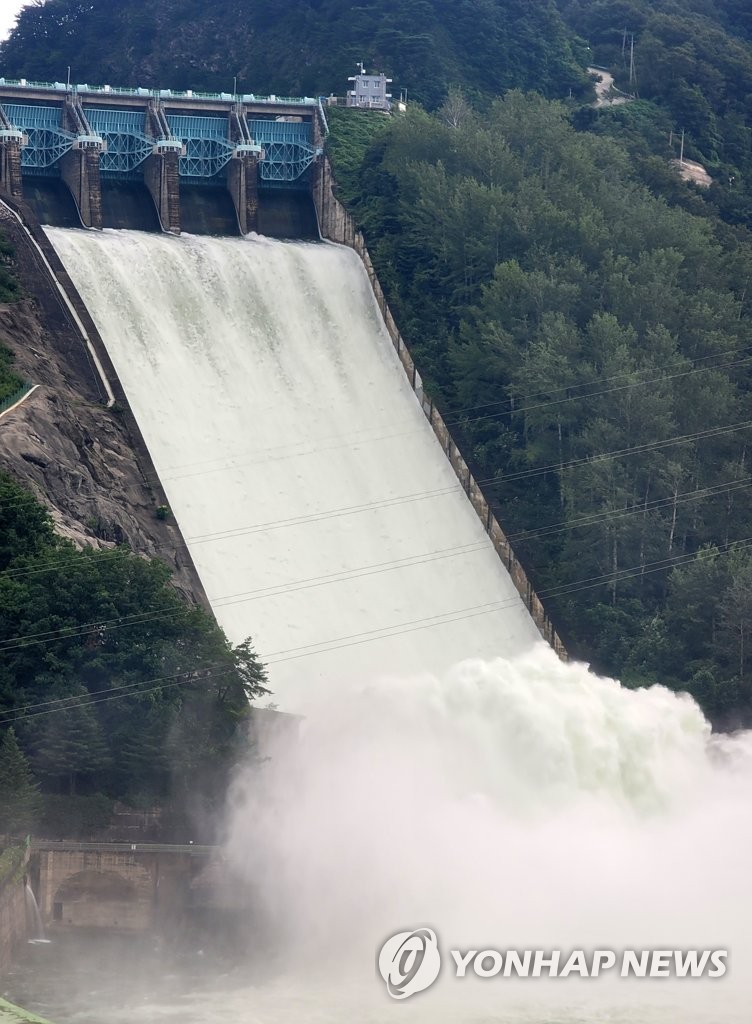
[45,227,542,708]
[14,226,752,1024]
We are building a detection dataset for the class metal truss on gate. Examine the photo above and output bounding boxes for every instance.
[167,115,235,178]
[86,108,154,173]
[0,92,321,186]
[249,119,316,183]
[3,103,75,169]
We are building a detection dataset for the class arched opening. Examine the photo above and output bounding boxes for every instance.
[53,869,147,929]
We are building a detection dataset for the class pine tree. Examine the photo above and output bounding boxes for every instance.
[0,727,41,836]
[31,689,110,795]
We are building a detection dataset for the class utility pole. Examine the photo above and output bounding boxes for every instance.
[680,129,685,165]
[66,66,71,92]
[622,28,628,64]
[629,34,635,88]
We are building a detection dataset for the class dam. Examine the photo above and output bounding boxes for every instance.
[2,78,752,1024]
[0,76,564,708]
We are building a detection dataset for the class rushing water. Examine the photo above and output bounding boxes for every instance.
[24,882,46,942]
[46,227,541,710]
[22,227,752,1023]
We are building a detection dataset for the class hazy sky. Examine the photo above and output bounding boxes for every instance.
[0,0,26,42]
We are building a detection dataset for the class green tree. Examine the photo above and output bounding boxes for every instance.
[0,0,587,107]
[0,727,41,835]
[30,688,110,795]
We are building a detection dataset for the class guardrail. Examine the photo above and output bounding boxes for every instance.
[0,78,319,107]
[30,840,217,854]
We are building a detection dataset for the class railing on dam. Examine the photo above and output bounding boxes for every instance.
[0,77,321,107]
[30,840,216,855]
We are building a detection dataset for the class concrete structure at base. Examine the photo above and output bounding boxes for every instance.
[0,79,327,233]
[29,842,224,931]
[0,848,30,974]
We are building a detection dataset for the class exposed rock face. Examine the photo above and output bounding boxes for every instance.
[0,201,208,606]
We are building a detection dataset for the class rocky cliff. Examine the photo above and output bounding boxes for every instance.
[0,201,208,606]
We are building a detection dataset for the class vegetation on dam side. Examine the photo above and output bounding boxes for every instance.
[0,471,268,839]
[0,344,24,409]
[0,240,24,407]
[326,98,752,728]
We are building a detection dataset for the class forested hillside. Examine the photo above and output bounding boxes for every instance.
[562,0,752,226]
[0,472,268,837]
[0,0,586,106]
[327,99,752,727]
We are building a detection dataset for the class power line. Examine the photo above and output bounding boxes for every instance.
[1,545,145,582]
[212,541,487,609]
[507,477,752,543]
[0,540,485,651]
[2,466,752,650]
[0,606,188,653]
[186,422,752,549]
[132,347,752,489]
[473,420,752,487]
[4,473,741,593]
[0,665,226,723]
[266,536,752,665]
[159,419,429,486]
[438,342,752,421]
[186,484,461,545]
[2,439,750,586]
[539,536,752,601]
[265,600,511,665]
[0,666,236,727]
[445,352,752,430]
[149,344,752,482]
[3,536,751,721]
[152,413,424,483]
[0,419,750,657]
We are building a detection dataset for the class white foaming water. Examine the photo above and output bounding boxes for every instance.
[46,227,541,710]
[220,647,752,1023]
[17,650,752,1024]
[41,227,752,1022]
